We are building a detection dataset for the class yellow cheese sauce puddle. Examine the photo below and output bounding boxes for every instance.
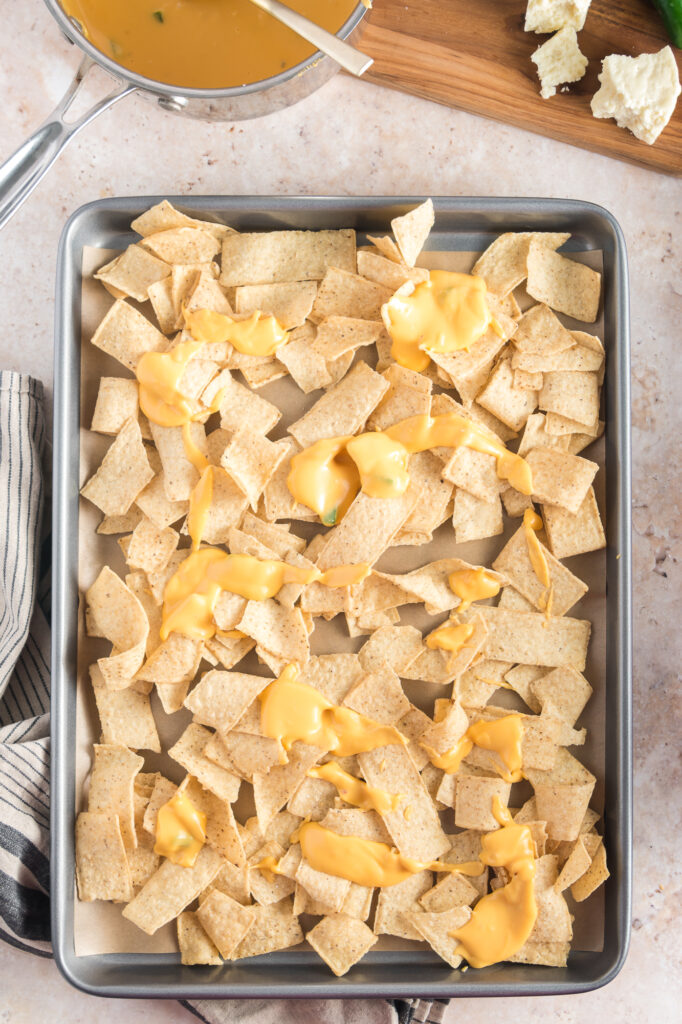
[448,567,501,612]
[383,270,500,372]
[449,796,537,968]
[154,786,206,867]
[287,412,533,525]
[258,664,407,759]
[161,551,368,640]
[421,713,525,783]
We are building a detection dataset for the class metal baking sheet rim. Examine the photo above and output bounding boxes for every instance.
[51,195,632,999]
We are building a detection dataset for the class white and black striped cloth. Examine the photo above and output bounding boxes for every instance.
[0,370,448,1024]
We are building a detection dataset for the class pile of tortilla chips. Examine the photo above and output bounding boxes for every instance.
[76,199,609,976]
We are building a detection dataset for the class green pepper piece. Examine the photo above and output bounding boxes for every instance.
[650,0,682,47]
[153,10,165,23]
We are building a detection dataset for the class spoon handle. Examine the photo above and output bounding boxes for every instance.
[248,0,373,77]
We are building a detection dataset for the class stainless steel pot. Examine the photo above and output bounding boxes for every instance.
[0,0,368,231]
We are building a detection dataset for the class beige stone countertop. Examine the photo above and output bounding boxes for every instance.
[1,1,680,1021]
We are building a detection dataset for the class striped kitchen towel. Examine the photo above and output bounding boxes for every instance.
[0,370,449,1024]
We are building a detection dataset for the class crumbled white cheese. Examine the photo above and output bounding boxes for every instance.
[524,0,592,34]
[591,46,681,145]
[532,27,588,99]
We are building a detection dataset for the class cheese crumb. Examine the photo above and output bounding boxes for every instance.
[524,0,592,34]
[591,46,681,145]
[532,27,588,99]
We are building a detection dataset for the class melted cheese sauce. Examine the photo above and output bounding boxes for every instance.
[287,412,532,523]
[450,797,537,968]
[61,0,360,89]
[297,821,483,887]
[259,663,407,757]
[383,271,496,372]
[161,549,368,640]
[448,567,501,612]
[425,621,475,654]
[422,713,525,783]
[154,788,206,867]
[308,762,403,814]
[185,308,288,357]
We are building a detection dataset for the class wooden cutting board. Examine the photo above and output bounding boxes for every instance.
[360,0,682,175]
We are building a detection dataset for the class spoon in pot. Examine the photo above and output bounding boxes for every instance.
[246,0,373,76]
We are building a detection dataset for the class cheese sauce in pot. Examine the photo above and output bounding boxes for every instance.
[61,0,361,89]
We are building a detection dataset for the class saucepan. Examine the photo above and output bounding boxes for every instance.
[0,0,369,231]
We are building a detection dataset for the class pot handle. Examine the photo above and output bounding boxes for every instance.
[0,55,135,232]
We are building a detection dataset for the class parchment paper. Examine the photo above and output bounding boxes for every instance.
[74,243,606,957]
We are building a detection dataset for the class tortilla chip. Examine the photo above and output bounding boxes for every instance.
[148,276,177,334]
[358,744,449,861]
[185,669,270,734]
[238,599,309,664]
[177,911,222,966]
[141,227,220,265]
[136,632,202,685]
[288,361,389,449]
[253,743,321,832]
[125,517,179,575]
[86,743,144,850]
[542,487,606,559]
[309,266,392,323]
[235,281,317,329]
[123,845,225,935]
[442,447,500,504]
[526,748,596,841]
[183,777,246,866]
[307,914,377,976]
[453,489,504,543]
[135,469,188,531]
[221,230,355,287]
[295,857,351,912]
[470,606,591,670]
[95,243,171,303]
[405,907,471,969]
[344,667,410,725]
[142,775,177,835]
[82,418,154,517]
[300,653,365,703]
[75,811,133,902]
[539,371,600,429]
[531,665,592,726]
[357,250,428,290]
[526,446,598,515]
[169,724,241,803]
[571,841,609,901]
[313,316,384,362]
[526,245,601,322]
[509,940,570,966]
[277,323,331,393]
[231,897,304,958]
[90,664,160,752]
[91,299,168,370]
[220,429,288,512]
[90,377,141,437]
[472,232,570,297]
[391,199,434,266]
[332,479,422,563]
[477,357,538,432]
[86,566,149,688]
[492,524,588,616]
[513,303,576,356]
[455,773,512,830]
[374,870,433,940]
[418,871,479,912]
[132,201,233,240]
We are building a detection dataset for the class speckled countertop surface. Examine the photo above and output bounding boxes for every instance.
[1,1,680,1021]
